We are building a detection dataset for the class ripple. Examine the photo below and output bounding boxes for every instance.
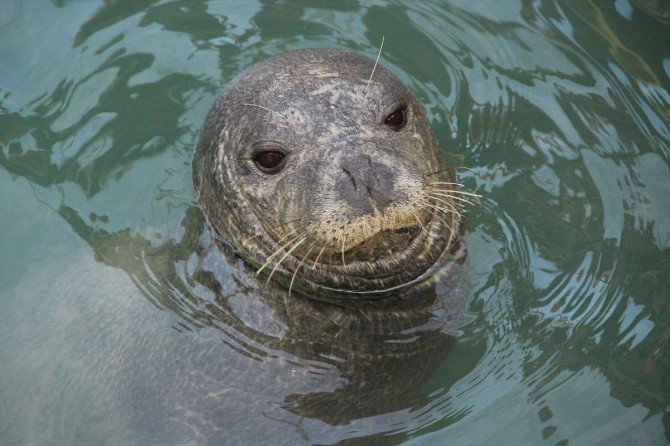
[1,0,669,444]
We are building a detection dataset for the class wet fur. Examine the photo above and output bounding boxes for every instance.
[193,49,464,304]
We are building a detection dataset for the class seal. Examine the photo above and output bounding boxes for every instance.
[193,48,468,304]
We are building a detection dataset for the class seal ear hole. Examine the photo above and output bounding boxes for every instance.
[384,106,407,131]
[253,150,286,174]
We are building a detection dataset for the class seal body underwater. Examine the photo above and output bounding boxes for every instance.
[193,48,466,305]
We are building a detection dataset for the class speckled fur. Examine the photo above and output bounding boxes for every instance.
[193,49,461,303]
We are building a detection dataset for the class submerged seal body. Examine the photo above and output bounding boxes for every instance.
[193,48,463,304]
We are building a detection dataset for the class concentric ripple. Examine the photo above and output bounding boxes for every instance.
[1,0,669,444]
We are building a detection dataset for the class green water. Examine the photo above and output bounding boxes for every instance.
[1,1,669,444]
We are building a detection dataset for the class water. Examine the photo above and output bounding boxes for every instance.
[1,1,669,444]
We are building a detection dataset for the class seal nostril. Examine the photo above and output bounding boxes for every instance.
[336,156,401,215]
[365,183,372,199]
[342,167,357,191]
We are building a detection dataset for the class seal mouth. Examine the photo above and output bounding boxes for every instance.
[320,225,422,266]
[256,206,461,302]
[315,208,448,278]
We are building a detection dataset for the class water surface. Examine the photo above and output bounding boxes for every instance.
[1,1,669,444]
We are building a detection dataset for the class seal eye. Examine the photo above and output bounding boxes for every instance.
[253,150,285,173]
[384,107,407,130]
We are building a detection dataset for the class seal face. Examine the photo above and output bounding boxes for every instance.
[193,49,463,303]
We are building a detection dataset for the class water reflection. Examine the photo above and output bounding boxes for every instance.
[57,203,476,442]
[0,0,668,443]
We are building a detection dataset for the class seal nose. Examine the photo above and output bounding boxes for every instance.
[335,154,396,215]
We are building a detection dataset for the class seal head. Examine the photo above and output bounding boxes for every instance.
[193,49,462,303]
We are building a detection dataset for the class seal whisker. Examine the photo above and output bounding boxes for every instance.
[312,242,329,268]
[425,190,463,210]
[425,181,463,187]
[425,194,464,217]
[288,241,316,297]
[419,197,458,220]
[242,218,302,244]
[341,234,347,267]
[266,228,300,253]
[267,236,307,284]
[410,211,431,238]
[364,36,385,98]
[243,233,263,244]
[431,193,474,208]
[427,190,477,207]
[422,206,454,231]
[419,201,456,233]
[428,187,482,201]
[427,211,456,235]
[242,103,288,120]
[255,229,301,275]
[269,217,303,230]
[427,185,482,199]
[455,166,477,174]
[423,167,454,177]
[418,197,460,215]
